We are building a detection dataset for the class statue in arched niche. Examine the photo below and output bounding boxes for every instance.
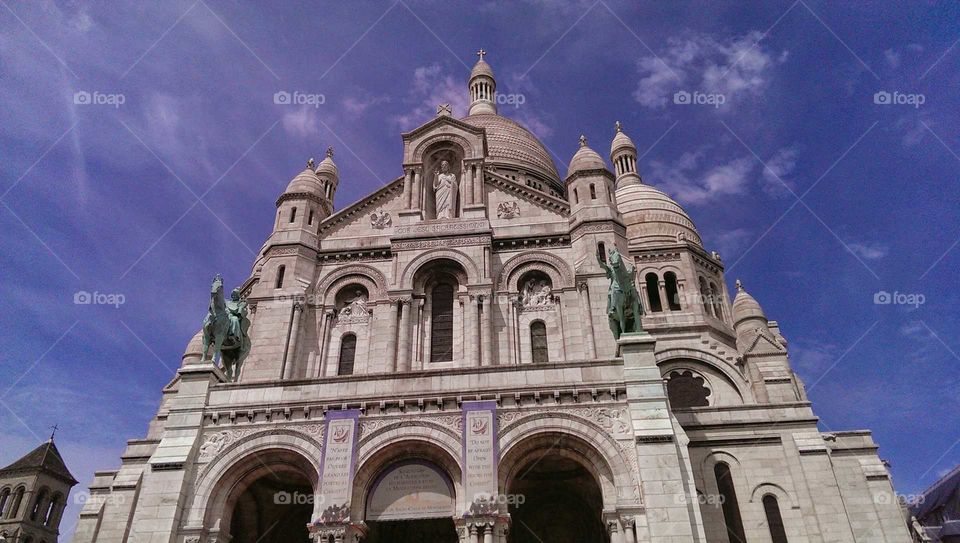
[433,160,460,219]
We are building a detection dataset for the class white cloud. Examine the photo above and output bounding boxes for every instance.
[634,31,787,109]
[847,242,888,260]
[281,108,320,138]
[341,95,390,115]
[650,150,756,204]
[391,65,469,130]
[760,146,800,197]
[884,48,901,68]
[713,228,753,258]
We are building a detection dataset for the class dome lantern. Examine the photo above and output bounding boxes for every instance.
[468,49,497,115]
[610,121,642,189]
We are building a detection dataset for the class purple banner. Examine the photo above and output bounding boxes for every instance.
[318,409,361,523]
[461,400,498,515]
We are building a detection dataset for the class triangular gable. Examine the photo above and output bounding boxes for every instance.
[485,169,569,218]
[318,177,404,239]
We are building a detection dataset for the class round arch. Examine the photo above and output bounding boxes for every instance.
[496,251,574,292]
[399,249,481,291]
[412,133,478,163]
[187,430,323,531]
[750,482,797,508]
[656,348,750,402]
[316,265,388,305]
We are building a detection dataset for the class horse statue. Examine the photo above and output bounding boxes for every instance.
[201,274,251,381]
[598,247,646,340]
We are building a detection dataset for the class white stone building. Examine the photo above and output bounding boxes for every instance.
[72,53,911,543]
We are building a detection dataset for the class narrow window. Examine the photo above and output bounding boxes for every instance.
[30,489,47,521]
[589,183,597,199]
[275,265,286,289]
[308,210,314,225]
[573,187,579,204]
[7,487,24,518]
[289,207,297,223]
[44,495,59,526]
[699,277,714,316]
[645,273,663,312]
[531,321,549,363]
[0,488,10,517]
[664,272,681,310]
[763,494,788,543]
[598,242,607,264]
[430,283,455,362]
[715,463,747,543]
[709,282,723,319]
[337,334,356,376]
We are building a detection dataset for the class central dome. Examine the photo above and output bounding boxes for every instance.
[462,113,560,183]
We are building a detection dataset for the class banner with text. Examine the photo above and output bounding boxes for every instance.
[461,400,498,515]
[318,409,361,523]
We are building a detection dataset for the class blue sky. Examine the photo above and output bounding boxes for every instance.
[1,1,958,537]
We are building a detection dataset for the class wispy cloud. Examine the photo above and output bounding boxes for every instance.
[847,242,889,261]
[391,64,469,130]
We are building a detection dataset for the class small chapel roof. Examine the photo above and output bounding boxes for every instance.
[0,439,78,485]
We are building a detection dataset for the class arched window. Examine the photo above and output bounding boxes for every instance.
[664,272,681,311]
[598,242,607,264]
[289,207,297,223]
[337,334,356,376]
[530,321,549,363]
[763,494,788,543]
[666,370,710,407]
[30,488,47,521]
[430,283,455,362]
[589,183,597,199]
[308,210,314,225]
[7,486,24,518]
[645,273,663,312]
[699,277,714,316]
[714,463,746,543]
[275,265,286,288]
[45,494,60,526]
[709,282,723,319]
[0,487,10,517]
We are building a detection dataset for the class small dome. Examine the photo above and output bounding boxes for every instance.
[566,135,606,178]
[315,147,338,179]
[284,158,324,197]
[610,121,636,156]
[732,280,767,327]
[470,58,494,80]
[615,182,702,247]
[182,330,205,365]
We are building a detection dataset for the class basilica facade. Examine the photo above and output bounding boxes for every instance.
[73,53,911,543]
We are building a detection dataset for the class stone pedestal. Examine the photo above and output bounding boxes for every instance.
[619,332,706,542]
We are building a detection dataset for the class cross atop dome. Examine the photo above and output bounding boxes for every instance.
[579,134,587,147]
[477,48,486,60]
[468,48,497,115]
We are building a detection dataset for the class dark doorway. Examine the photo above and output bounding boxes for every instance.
[508,454,607,543]
[229,471,312,543]
[366,518,458,542]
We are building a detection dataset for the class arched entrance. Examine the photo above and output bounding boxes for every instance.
[219,449,318,543]
[502,434,610,543]
[364,460,458,542]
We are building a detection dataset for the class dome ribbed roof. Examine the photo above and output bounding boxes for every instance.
[315,147,338,178]
[615,182,703,247]
[285,166,324,196]
[470,58,494,80]
[611,126,636,156]
[732,282,767,327]
[462,113,560,182]
[181,329,205,365]
[567,138,606,178]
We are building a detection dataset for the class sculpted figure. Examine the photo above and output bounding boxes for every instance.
[201,275,251,381]
[597,247,645,339]
[433,160,459,219]
[341,290,367,316]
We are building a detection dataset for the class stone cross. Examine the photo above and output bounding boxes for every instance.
[437,103,452,116]
[477,49,486,60]
[579,134,587,147]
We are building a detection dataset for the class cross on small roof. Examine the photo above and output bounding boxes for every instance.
[326,146,334,158]
[579,134,587,147]
[615,120,622,132]
[307,157,315,169]
[49,424,59,441]
[477,49,487,60]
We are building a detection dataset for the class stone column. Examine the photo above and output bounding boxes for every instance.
[505,296,516,365]
[283,301,303,379]
[463,163,474,205]
[465,295,479,367]
[607,520,624,543]
[480,294,492,366]
[483,522,494,543]
[397,298,412,372]
[316,309,332,377]
[385,301,399,372]
[578,281,597,359]
[622,516,637,543]
[555,294,568,361]
[423,295,433,365]
[413,298,424,370]
[402,168,412,208]
[412,168,422,210]
[658,280,669,310]
[474,163,484,204]
[469,523,479,543]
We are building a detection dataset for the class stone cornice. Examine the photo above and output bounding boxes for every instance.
[317,177,404,236]
[485,169,570,214]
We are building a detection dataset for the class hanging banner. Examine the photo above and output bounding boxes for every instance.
[461,400,498,515]
[318,409,361,523]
